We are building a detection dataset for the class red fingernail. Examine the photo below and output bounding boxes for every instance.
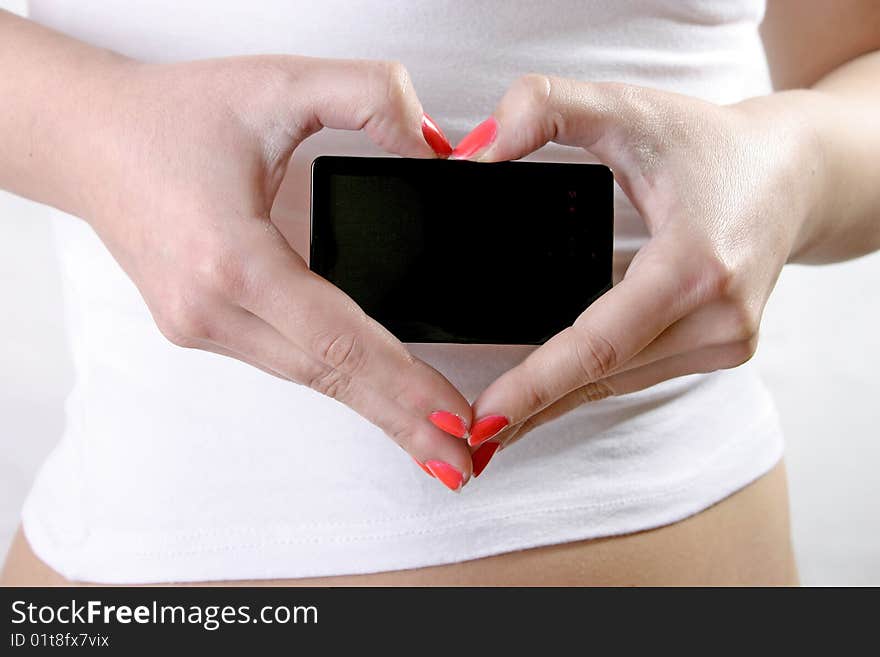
[468,415,509,447]
[412,456,435,478]
[425,460,464,492]
[429,410,468,439]
[451,117,498,159]
[471,441,500,478]
[421,113,453,158]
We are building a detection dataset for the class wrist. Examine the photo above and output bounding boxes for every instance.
[731,89,830,263]
[0,11,145,222]
[52,55,147,223]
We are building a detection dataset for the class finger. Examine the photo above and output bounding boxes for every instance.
[469,420,521,481]
[496,422,527,453]
[616,298,760,373]
[285,56,447,158]
[231,221,473,485]
[186,302,473,483]
[452,75,698,200]
[470,233,721,429]
[500,340,757,452]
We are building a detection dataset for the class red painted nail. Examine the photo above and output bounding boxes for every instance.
[468,415,509,447]
[429,410,468,439]
[471,441,500,478]
[421,113,453,158]
[425,460,464,492]
[451,117,498,159]
[412,456,435,478]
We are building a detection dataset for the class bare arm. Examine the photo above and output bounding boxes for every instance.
[0,9,473,491]
[0,10,134,218]
[449,0,880,454]
[760,0,880,263]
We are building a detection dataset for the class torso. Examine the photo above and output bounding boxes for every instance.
[3,461,797,585]
[16,0,791,584]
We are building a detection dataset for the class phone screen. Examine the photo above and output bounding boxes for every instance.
[310,156,613,344]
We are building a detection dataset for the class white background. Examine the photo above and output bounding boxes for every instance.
[1,0,878,584]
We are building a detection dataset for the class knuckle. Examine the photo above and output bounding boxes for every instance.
[725,336,759,368]
[511,73,553,112]
[154,291,215,348]
[157,321,197,349]
[723,296,761,342]
[192,246,249,302]
[571,324,619,381]
[313,331,367,375]
[374,60,411,109]
[501,73,562,150]
[576,380,616,404]
[305,362,354,401]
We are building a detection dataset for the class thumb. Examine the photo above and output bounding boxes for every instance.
[288,56,452,158]
[451,75,661,169]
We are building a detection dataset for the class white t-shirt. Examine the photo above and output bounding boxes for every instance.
[22,0,784,583]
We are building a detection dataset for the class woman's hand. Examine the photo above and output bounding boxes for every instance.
[455,75,822,456]
[82,56,472,490]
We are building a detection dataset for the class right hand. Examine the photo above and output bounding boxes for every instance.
[82,55,472,491]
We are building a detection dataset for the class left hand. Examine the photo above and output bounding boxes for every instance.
[456,75,820,457]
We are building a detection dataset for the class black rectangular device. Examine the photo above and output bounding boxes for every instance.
[310,156,613,345]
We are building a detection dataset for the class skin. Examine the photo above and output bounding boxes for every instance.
[0,11,476,482]
[461,1,880,453]
[0,1,877,585]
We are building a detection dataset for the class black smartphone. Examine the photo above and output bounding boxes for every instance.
[310,156,613,345]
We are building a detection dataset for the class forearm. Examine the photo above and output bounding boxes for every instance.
[741,50,880,264]
[0,10,134,219]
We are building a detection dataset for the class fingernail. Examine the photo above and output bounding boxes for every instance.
[421,112,453,158]
[429,410,468,439]
[471,441,500,478]
[450,117,498,160]
[467,414,509,447]
[425,460,464,492]
[412,456,435,478]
